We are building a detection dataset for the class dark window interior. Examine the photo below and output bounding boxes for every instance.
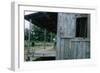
[76,17,88,38]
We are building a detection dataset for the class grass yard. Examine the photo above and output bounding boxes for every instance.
[24,41,56,61]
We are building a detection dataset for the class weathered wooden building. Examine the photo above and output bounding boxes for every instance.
[56,13,90,59]
[25,12,90,60]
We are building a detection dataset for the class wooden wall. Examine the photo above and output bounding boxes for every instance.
[56,13,90,60]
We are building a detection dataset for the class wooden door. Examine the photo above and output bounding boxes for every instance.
[56,13,90,60]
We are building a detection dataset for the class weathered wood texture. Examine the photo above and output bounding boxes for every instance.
[57,13,76,59]
[57,13,76,38]
[57,13,90,59]
[63,38,90,59]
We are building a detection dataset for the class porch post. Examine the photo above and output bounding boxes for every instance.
[27,19,32,61]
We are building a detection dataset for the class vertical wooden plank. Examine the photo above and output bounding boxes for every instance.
[82,41,86,58]
[63,39,71,59]
[60,39,64,59]
[56,13,62,60]
[56,34,61,60]
[72,41,77,59]
[80,41,85,59]
[70,41,74,59]
[86,41,90,58]
[76,41,81,59]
